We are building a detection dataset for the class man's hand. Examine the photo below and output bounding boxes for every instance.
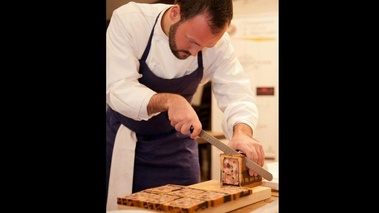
[147,93,202,138]
[227,123,265,176]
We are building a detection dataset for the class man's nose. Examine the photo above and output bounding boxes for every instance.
[189,46,202,56]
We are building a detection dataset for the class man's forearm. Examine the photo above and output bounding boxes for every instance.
[147,93,183,115]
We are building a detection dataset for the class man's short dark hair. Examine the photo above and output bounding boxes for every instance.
[174,0,233,35]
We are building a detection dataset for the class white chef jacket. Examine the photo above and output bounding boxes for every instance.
[106,2,259,211]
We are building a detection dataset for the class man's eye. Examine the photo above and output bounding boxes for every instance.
[190,41,199,47]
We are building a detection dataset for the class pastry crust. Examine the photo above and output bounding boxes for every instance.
[163,197,209,213]
[143,184,185,194]
[167,187,205,197]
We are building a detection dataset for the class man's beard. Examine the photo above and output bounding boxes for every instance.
[169,22,192,60]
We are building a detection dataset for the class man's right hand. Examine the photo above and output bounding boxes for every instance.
[147,93,202,139]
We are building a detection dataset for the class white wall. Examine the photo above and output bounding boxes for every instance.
[211,0,278,179]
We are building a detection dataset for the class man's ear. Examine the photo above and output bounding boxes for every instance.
[169,5,181,22]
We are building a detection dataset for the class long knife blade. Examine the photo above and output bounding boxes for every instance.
[198,130,273,181]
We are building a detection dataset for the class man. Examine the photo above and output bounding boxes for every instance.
[106,0,265,210]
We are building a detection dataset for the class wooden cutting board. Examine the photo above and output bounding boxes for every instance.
[117,180,272,212]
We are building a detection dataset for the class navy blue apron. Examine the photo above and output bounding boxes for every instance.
[106,11,203,197]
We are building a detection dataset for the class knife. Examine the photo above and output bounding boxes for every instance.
[193,128,273,181]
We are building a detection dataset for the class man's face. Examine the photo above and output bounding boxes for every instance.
[168,14,227,60]
[169,21,191,59]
